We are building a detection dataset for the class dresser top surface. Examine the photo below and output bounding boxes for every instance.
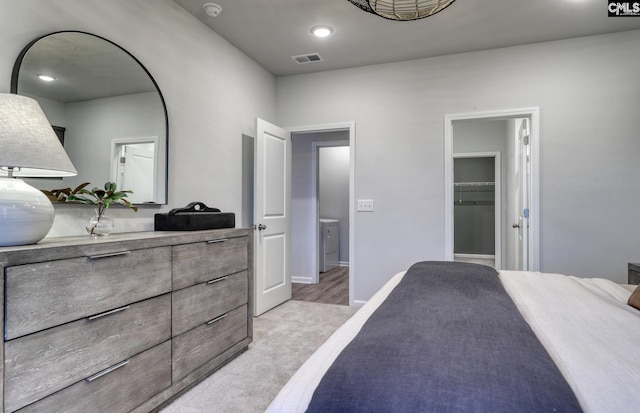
[0,228,250,266]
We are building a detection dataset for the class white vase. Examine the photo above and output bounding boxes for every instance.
[86,212,114,237]
[0,177,55,246]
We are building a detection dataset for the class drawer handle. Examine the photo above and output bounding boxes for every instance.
[88,251,131,259]
[88,305,130,321]
[206,313,228,325]
[207,276,228,285]
[85,360,130,382]
[207,238,228,244]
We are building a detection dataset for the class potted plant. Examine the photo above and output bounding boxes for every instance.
[66,182,138,236]
[42,182,91,202]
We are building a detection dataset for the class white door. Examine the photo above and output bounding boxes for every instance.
[253,118,292,316]
[517,120,531,270]
[119,144,154,203]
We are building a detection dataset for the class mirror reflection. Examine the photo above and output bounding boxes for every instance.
[111,138,158,204]
[12,31,168,204]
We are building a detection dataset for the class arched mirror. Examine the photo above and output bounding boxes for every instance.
[11,31,168,204]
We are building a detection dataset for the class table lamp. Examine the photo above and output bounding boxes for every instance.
[0,93,77,246]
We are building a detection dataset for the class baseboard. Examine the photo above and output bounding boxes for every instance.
[292,276,314,284]
[353,299,367,307]
[339,261,349,267]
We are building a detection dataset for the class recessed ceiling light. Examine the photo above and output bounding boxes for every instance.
[37,75,56,82]
[311,25,334,38]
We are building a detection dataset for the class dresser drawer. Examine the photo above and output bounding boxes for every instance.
[172,305,248,382]
[17,341,172,413]
[4,294,171,412]
[172,236,248,290]
[172,270,248,336]
[5,246,172,339]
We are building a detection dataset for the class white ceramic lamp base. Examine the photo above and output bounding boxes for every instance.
[0,177,55,246]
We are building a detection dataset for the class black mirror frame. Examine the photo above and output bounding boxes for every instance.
[10,30,169,205]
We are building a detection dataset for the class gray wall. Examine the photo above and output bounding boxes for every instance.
[277,30,640,301]
[319,146,350,263]
[1,0,276,235]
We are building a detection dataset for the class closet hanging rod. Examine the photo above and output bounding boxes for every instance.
[454,200,495,206]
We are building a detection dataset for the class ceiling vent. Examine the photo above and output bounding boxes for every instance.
[292,53,323,64]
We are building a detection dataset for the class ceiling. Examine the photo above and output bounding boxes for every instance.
[15,32,157,103]
[174,0,640,77]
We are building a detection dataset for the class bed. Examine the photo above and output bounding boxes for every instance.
[266,261,640,413]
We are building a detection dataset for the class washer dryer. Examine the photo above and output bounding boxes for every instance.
[320,219,340,272]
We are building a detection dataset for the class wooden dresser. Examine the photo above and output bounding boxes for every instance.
[628,263,640,285]
[0,229,253,413]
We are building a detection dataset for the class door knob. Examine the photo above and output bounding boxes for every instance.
[512,224,520,228]
[258,224,267,231]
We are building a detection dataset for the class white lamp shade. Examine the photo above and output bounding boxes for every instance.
[0,93,77,177]
[0,178,55,246]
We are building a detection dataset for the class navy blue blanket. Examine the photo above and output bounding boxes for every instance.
[306,261,582,412]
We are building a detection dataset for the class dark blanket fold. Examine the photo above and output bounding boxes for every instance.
[305,261,582,413]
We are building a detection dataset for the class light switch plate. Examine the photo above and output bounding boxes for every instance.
[357,199,374,212]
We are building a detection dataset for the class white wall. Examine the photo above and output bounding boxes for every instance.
[453,120,508,153]
[319,146,350,263]
[0,0,276,236]
[277,30,640,300]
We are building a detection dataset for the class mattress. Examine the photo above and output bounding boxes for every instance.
[267,267,640,413]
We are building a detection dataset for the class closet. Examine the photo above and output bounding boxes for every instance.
[453,157,495,259]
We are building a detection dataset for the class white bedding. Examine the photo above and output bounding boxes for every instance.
[500,271,640,413]
[267,269,640,413]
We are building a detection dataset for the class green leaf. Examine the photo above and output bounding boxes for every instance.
[62,181,138,213]
[72,182,90,193]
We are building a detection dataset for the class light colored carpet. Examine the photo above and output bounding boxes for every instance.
[160,300,357,413]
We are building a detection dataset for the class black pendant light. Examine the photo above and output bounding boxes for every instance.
[347,0,456,21]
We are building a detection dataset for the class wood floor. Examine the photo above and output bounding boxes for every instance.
[292,266,349,306]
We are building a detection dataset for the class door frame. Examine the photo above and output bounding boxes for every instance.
[453,151,501,270]
[287,122,356,306]
[444,107,540,271]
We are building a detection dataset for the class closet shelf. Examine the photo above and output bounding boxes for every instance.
[454,182,495,187]
[454,181,495,194]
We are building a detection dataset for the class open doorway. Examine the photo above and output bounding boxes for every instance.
[289,123,354,306]
[444,108,540,271]
[453,153,501,269]
[242,122,355,310]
